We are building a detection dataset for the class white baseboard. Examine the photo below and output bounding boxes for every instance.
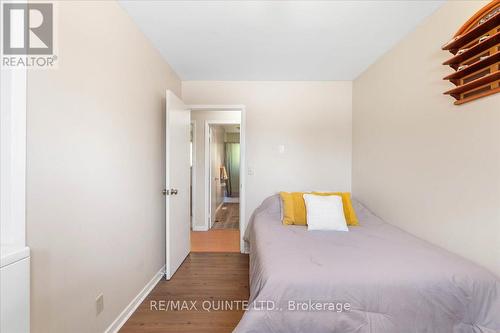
[224,197,239,203]
[192,225,209,231]
[104,265,165,333]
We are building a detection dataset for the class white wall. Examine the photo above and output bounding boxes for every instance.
[1,68,26,246]
[183,81,353,230]
[353,1,500,277]
[191,111,241,230]
[26,1,181,332]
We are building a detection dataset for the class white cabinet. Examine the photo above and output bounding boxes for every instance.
[1,246,30,333]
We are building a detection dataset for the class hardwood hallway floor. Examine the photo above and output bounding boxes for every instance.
[119,253,249,333]
[190,230,240,252]
[212,203,239,229]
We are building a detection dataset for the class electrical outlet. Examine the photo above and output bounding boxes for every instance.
[96,293,104,316]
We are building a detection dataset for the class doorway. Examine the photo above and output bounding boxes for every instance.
[209,124,240,230]
[189,108,245,253]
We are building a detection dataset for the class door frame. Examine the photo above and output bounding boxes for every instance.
[205,119,240,230]
[190,120,197,230]
[189,105,247,253]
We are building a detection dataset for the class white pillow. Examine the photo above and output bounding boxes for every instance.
[303,194,348,232]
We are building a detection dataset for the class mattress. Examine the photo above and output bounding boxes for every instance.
[234,195,500,333]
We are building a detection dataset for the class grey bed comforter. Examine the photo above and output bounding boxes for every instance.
[234,195,500,333]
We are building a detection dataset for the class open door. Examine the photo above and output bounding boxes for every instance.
[165,90,191,280]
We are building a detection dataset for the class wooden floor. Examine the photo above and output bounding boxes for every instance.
[212,203,239,229]
[191,230,240,252]
[119,253,249,333]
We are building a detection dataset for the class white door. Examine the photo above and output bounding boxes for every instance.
[165,90,191,280]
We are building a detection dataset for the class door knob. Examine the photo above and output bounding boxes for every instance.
[163,189,178,195]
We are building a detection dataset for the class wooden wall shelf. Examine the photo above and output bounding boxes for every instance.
[443,51,500,81]
[442,9,499,52]
[455,87,500,105]
[444,71,500,96]
[443,31,499,66]
[442,1,500,105]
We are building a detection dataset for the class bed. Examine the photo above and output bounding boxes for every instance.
[234,195,500,333]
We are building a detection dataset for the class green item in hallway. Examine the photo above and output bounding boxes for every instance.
[225,143,240,197]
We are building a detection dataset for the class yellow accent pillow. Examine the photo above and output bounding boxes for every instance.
[279,192,358,226]
[280,192,309,225]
